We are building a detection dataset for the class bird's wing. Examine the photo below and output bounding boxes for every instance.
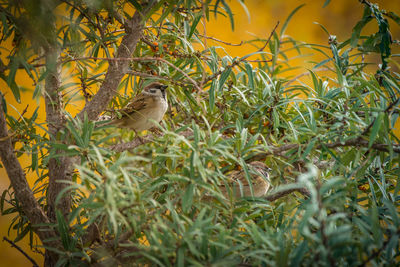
[121,94,146,114]
[117,94,156,117]
[223,170,249,187]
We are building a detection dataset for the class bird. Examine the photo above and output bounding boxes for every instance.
[220,161,271,198]
[100,82,168,132]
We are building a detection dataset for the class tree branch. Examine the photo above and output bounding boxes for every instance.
[77,4,156,122]
[109,133,157,152]
[0,100,58,247]
[3,237,39,267]
[251,138,400,162]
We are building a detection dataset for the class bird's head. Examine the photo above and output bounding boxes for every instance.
[248,161,271,180]
[143,82,168,99]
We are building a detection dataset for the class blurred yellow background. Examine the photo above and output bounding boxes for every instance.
[1,0,399,265]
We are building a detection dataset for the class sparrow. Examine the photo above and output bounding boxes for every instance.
[220,161,271,198]
[102,82,168,131]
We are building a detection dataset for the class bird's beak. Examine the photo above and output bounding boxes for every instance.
[162,85,168,90]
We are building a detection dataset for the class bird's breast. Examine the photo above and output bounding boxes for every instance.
[148,97,168,122]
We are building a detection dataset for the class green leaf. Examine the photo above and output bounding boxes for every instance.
[320,177,344,194]
[290,241,308,266]
[209,80,216,112]
[127,0,142,11]
[350,6,373,47]
[236,0,250,22]
[280,4,305,36]
[32,70,49,99]
[154,1,174,26]
[56,210,71,250]
[368,112,383,148]
[14,226,30,242]
[145,0,167,21]
[221,0,235,31]
[218,68,231,92]
[302,138,316,159]
[177,246,185,267]
[182,183,194,213]
[31,146,38,171]
[245,63,254,91]
[1,71,20,103]
[322,0,331,8]
[314,22,330,36]
[8,80,21,103]
[188,14,202,39]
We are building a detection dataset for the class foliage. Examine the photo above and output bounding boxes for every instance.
[0,0,399,266]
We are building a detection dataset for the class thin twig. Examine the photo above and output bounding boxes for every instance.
[61,0,101,33]
[244,59,272,63]
[140,57,201,91]
[203,21,279,84]
[127,71,194,88]
[109,129,193,152]
[252,21,280,58]
[63,56,201,91]
[17,105,29,122]
[197,34,243,46]
[3,237,39,267]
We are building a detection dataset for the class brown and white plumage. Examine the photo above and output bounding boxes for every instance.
[105,82,168,131]
[221,161,271,198]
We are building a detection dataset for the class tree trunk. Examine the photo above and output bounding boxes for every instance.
[43,47,72,266]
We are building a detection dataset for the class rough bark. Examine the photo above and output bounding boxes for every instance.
[43,46,73,267]
[44,47,73,223]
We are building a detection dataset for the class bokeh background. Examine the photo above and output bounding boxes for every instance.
[1,0,399,265]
